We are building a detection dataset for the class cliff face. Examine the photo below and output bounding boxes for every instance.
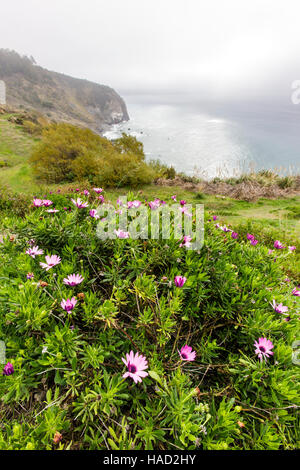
[0,49,129,133]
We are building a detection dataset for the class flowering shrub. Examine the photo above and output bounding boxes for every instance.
[0,189,299,450]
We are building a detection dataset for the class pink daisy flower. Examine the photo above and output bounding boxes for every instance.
[179,235,192,248]
[292,288,300,296]
[83,190,90,196]
[148,200,160,210]
[274,240,285,249]
[89,209,100,219]
[179,345,196,361]
[42,200,53,207]
[247,233,255,240]
[71,198,89,208]
[179,200,186,206]
[250,239,259,246]
[213,215,218,221]
[33,198,43,207]
[26,245,44,258]
[40,254,61,271]
[114,229,130,239]
[128,200,142,209]
[271,299,289,314]
[171,195,177,201]
[174,275,187,287]
[63,274,84,286]
[2,362,14,376]
[122,351,148,384]
[61,297,77,312]
[231,232,238,239]
[93,188,104,194]
[288,246,296,252]
[254,337,274,362]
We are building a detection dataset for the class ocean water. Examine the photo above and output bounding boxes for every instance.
[104,96,300,178]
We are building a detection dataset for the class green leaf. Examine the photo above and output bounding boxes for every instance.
[148,370,162,384]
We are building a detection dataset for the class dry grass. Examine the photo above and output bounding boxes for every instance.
[156,174,300,201]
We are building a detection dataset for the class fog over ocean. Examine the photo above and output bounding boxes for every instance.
[104,94,300,178]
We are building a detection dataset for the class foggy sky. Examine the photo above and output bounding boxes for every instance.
[1,0,300,104]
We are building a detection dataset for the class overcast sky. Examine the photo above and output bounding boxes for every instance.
[1,0,300,103]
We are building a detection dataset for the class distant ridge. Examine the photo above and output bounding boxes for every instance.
[0,49,129,133]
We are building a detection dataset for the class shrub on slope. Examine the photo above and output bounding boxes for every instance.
[29,124,155,187]
[0,191,299,450]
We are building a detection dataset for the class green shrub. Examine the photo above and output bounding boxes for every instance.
[277,176,294,189]
[0,187,31,216]
[112,133,145,160]
[29,124,156,187]
[29,123,114,183]
[0,189,299,450]
[95,151,156,187]
[149,159,176,179]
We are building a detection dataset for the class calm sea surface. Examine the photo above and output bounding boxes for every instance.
[104,95,300,178]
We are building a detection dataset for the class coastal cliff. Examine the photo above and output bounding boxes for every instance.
[0,49,129,133]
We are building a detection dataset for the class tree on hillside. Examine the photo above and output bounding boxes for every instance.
[112,133,145,160]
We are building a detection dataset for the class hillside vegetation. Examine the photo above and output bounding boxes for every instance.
[0,108,299,450]
[0,187,299,450]
[0,109,299,242]
[29,122,156,186]
[0,49,129,132]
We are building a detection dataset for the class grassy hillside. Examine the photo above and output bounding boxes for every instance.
[0,111,299,242]
[0,49,129,133]
[0,113,299,450]
[0,112,39,192]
